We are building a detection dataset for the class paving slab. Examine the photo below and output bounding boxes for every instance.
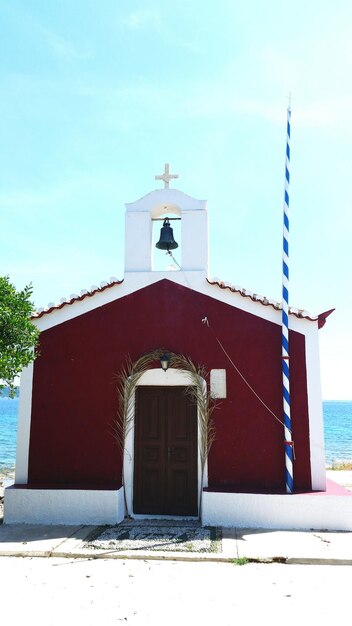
[50,525,98,554]
[0,521,351,564]
[0,523,93,556]
[233,527,352,564]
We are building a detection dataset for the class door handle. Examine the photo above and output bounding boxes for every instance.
[167,446,173,460]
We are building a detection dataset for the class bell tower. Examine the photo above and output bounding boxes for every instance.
[124,165,208,276]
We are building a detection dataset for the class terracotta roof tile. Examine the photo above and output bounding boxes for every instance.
[31,275,334,329]
[32,278,124,319]
[207,278,334,327]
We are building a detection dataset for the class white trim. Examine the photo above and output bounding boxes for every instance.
[305,323,326,490]
[123,368,208,519]
[33,272,312,334]
[125,188,207,213]
[15,362,34,484]
[34,273,204,331]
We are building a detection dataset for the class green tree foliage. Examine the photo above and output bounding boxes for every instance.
[0,276,40,396]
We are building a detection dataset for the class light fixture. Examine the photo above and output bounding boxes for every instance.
[160,353,170,372]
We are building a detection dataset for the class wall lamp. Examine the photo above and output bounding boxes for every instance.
[160,353,170,372]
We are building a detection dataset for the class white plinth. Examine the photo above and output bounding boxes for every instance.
[201,490,352,531]
[4,486,125,525]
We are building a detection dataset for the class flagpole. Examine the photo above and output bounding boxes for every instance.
[282,100,294,494]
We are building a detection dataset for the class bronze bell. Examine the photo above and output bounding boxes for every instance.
[155,218,178,251]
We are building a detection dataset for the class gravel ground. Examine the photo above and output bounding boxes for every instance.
[86,519,220,552]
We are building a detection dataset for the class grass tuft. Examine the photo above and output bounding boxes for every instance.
[326,461,352,471]
[232,557,249,566]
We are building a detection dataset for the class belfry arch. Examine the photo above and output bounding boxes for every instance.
[124,187,208,275]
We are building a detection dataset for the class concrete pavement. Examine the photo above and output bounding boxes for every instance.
[0,522,351,565]
[1,471,351,565]
[326,469,352,488]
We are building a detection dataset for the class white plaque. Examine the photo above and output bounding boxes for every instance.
[210,369,227,398]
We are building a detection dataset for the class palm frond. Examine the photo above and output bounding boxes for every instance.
[112,349,218,517]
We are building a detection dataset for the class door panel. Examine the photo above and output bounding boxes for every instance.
[165,387,197,515]
[134,387,166,514]
[134,386,198,516]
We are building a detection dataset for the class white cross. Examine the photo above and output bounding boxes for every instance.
[155,163,179,188]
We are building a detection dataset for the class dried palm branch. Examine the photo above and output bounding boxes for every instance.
[113,349,217,518]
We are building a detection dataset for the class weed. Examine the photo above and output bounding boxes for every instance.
[327,461,352,471]
[232,557,249,566]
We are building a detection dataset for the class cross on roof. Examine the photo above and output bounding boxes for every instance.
[155,163,179,188]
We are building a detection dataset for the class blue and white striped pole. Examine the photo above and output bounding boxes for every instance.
[282,102,294,494]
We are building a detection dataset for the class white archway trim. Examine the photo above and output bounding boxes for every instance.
[123,367,208,519]
[151,204,181,218]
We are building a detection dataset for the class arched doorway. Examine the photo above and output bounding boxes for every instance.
[123,368,208,518]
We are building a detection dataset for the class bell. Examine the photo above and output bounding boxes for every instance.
[155,218,178,251]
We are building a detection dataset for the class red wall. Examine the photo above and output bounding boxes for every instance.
[28,279,312,491]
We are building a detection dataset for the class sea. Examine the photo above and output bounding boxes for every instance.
[0,398,351,474]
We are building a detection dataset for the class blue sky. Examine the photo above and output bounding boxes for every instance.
[1,0,351,399]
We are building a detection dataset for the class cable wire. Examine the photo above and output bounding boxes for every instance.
[202,316,287,430]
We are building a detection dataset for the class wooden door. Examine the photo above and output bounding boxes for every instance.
[133,386,198,516]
